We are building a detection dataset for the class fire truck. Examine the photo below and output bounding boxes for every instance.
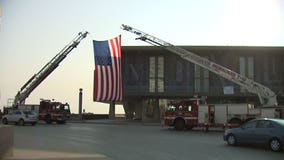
[121,24,284,130]
[164,99,283,130]
[5,31,88,124]
[18,99,71,124]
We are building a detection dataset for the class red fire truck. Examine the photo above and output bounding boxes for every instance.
[164,99,283,130]
[18,99,71,124]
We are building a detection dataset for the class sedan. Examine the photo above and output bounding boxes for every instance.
[2,109,38,126]
[224,118,284,152]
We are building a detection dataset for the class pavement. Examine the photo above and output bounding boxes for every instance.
[1,119,162,160]
[2,119,230,160]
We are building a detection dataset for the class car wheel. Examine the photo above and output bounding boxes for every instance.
[269,138,282,152]
[18,119,25,126]
[2,118,8,125]
[227,134,237,146]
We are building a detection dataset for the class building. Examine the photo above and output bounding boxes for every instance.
[121,46,284,122]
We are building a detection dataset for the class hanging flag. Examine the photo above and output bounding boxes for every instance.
[93,35,123,102]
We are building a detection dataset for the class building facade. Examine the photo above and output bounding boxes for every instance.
[122,46,284,122]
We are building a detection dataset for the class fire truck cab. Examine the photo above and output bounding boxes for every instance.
[165,100,199,130]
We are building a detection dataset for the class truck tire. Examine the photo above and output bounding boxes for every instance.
[2,118,8,125]
[45,115,52,124]
[174,119,185,131]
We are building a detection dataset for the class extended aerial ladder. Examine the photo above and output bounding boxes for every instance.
[121,24,277,107]
[13,31,88,106]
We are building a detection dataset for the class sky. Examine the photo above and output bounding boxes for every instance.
[0,0,284,114]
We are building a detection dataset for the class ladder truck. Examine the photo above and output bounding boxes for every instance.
[6,31,88,124]
[121,24,283,130]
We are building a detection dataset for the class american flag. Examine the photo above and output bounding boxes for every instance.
[93,35,123,102]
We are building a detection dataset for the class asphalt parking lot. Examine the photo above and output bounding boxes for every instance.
[4,122,284,160]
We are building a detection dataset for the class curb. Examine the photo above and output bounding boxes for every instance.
[68,120,162,126]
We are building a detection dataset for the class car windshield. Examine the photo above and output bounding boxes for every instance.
[63,105,69,110]
[55,104,69,110]
[167,105,176,111]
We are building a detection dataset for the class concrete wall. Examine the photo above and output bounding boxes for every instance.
[0,125,14,159]
[124,98,168,123]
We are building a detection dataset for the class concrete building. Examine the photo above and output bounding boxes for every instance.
[121,46,284,122]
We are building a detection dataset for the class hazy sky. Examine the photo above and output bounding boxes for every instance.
[0,0,284,114]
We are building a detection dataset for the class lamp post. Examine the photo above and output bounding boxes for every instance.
[79,88,83,120]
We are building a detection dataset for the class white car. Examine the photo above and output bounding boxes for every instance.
[2,110,38,126]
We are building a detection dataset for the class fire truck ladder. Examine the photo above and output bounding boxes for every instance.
[13,31,88,106]
[121,24,277,107]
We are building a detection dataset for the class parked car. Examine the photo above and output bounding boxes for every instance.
[2,110,38,126]
[223,118,284,152]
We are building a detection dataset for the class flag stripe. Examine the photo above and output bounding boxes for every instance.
[117,36,122,100]
[109,39,116,100]
[93,35,123,102]
[115,37,121,100]
[102,66,107,100]
[110,39,118,100]
[94,70,98,101]
[116,36,122,100]
[118,36,123,100]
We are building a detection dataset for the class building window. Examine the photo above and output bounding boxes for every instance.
[239,56,254,92]
[247,57,254,79]
[239,57,246,77]
[157,56,164,93]
[124,56,147,86]
[194,64,209,93]
[263,57,280,82]
[149,57,155,93]
[149,56,164,93]
[195,65,201,92]
[204,69,209,92]
[176,61,183,82]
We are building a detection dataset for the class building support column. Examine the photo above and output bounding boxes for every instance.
[123,100,132,119]
[109,101,115,119]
